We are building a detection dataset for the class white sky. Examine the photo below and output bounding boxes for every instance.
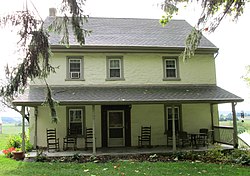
[0,0,250,117]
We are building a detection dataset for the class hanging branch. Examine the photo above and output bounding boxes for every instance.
[161,0,247,60]
[0,0,90,123]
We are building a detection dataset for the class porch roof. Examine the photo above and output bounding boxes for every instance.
[13,85,243,106]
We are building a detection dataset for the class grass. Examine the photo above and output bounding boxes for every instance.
[0,155,249,176]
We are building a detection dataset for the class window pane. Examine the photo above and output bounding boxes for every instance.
[165,59,177,78]
[109,128,123,138]
[69,59,81,72]
[166,69,176,77]
[110,69,120,78]
[166,107,180,131]
[69,123,82,135]
[110,60,120,68]
[69,109,82,122]
[109,112,123,127]
[166,60,176,68]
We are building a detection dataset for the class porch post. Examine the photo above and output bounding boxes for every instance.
[172,105,177,152]
[210,104,215,143]
[92,105,97,155]
[232,102,238,148]
[34,107,38,148]
[21,106,26,152]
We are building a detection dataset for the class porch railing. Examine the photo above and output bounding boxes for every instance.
[213,126,234,145]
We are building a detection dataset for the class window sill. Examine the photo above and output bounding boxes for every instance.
[106,78,125,81]
[163,78,181,81]
[65,78,85,81]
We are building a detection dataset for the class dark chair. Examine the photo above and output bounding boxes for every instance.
[63,129,77,151]
[178,131,191,147]
[46,128,59,152]
[85,128,93,150]
[166,130,173,146]
[197,128,209,147]
[138,126,151,147]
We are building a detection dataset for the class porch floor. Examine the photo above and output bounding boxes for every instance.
[25,144,233,158]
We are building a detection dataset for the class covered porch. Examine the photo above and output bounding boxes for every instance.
[13,85,243,155]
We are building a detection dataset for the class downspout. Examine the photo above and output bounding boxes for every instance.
[21,106,26,152]
[232,102,238,148]
[92,105,96,156]
[210,104,215,143]
[34,107,38,149]
[172,105,176,152]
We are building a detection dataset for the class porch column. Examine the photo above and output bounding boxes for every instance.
[210,104,215,143]
[172,105,177,152]
[21,106,26,152]
[232,102,238,148]
[92,105,97,155]
[34,107,38,148]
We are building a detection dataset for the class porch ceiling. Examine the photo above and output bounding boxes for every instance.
[13,85,243,106]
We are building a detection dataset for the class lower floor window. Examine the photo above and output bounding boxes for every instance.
[68,107,85,136]
[165,106,181,132]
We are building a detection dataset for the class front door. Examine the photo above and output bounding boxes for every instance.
[107,110,125,147]
[101,105,131,148]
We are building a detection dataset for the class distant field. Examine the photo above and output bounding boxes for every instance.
[219,119,250,133]
[1,124,23,135]
[0,124,29,150]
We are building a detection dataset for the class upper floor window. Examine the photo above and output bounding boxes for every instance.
[66,56,84,80]
[106,56,124,80]
[67,107,85,136]
[163,57,180,81]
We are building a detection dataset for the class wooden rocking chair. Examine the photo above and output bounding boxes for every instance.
[85,128,93,150]
[46,128,59,152]
[138,126,151,147]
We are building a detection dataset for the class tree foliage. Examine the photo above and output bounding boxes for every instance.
[161,0,249,60]
[0,0,89,123]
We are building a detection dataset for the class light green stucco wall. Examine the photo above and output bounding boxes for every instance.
[31,53,216,86]
[30,103,219,149]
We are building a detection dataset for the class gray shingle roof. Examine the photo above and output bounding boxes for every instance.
[45,17,217,49]
[13,85,243,106]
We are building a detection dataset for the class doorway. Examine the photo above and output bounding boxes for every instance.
[101,105,131,147]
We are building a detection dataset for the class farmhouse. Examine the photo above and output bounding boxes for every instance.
[13,9,243,154]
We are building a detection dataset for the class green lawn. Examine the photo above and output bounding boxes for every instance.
[0,155,249,176]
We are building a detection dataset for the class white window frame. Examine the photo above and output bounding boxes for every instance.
[163,57,180,81]
[66,56,84,81]
[106,56,124,80]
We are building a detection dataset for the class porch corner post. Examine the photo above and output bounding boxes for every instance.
[232,102,238,148]
[172,105,177,152]
[21,106,26,152]
[92,105,97,156]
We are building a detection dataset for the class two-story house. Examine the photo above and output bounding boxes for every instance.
[13,9,243,154]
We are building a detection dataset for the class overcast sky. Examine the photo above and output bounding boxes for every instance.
[0,0,250,116]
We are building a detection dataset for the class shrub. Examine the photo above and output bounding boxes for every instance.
[228,149,250,165]
[6,135,22,149]
[204,145,228,162]
[5,133,33,152]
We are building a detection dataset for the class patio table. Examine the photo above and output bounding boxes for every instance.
[189,133,204,148]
